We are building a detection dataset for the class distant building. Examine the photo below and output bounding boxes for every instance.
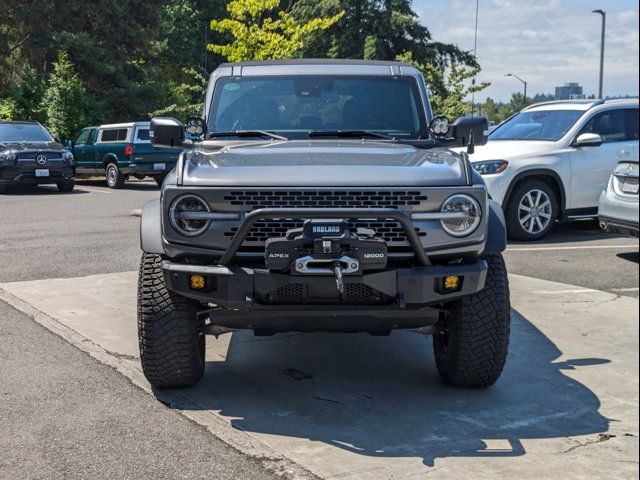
[555,83,585,100]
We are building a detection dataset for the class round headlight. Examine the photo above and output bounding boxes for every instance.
[169,194,211,236]
[440,194,482,237]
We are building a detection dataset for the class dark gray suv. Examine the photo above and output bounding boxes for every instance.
[138,60,510,390]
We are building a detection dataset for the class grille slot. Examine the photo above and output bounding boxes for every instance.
[221,190,429,247]
[223,190,427,209]
[265,282,389,304]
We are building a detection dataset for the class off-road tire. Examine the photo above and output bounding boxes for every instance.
[505,179,558,241]
[105,162,125,189]
[433,254,510,388]
[57,180,75,193]
[137,252,205,389]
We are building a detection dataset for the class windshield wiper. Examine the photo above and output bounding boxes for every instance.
[209,130,288,141]
[308,130,396,140]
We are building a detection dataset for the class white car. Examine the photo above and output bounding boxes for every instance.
[468,98,639,240]
[598,160,639,237]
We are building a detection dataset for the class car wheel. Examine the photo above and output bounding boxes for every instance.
[0,184,6,194]
[137,252,205,389]
[106,162,125,189]
[433,254,511,388]
[57,180,75,193]
[505,180,558,241]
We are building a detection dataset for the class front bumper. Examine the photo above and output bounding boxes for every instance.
[0,166,74,185]
[162,259,487,308]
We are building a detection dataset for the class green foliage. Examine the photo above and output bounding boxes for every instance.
[0,98,17,120]
[42,52,88,141]
[397,52,490,119]
[151,68,207,120]
[208,0,344,61]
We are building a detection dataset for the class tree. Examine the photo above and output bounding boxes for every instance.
[397,52,490,119]
[42,52,88,141]
[208,0,344,62]
[151,68,207,120]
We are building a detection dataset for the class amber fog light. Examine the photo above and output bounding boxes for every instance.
[190,275,206,290]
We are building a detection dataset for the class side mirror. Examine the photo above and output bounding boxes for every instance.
[573,132,602,148]
[65,139,73,149]
[150,117,185,149]
[452,116,489,152]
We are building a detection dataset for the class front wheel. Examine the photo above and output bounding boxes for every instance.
[57,180,75,193]
[433,254,511,388]
[505,180,558,241]
[137,253,205,389]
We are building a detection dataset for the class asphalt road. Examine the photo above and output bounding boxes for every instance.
[0,181,284,480]
[0,180,638,478]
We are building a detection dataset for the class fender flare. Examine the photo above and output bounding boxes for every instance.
[503,168,567,214]
[102,154,119,167]
[140,198,164,254]
[483,199,507,255]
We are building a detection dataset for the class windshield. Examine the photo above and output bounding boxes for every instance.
[0,123,54,143]
[209,76,426,138]
[490,110,584,141]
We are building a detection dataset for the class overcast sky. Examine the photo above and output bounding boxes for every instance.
[413,0,639,102]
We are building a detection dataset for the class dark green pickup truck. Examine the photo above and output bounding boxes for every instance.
[69,121,182,188]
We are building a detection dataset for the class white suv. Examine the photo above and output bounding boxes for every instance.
[469,98,639,240]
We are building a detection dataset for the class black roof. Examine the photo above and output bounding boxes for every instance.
[219,58,414,68]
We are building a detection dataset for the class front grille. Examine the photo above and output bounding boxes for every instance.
[220,189,429,248]
[223,190,427,209]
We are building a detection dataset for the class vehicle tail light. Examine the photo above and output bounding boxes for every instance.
[124,145,134,156]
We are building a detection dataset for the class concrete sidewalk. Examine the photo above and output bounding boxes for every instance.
[1,273,638,479]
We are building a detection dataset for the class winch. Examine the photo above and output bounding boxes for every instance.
[264,219,387,294]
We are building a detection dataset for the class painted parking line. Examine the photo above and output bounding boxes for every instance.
[611,287,640,293]
[77,186,111,194]
[507,244,638,252]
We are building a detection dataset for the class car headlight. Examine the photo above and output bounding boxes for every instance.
[472,160,509,175]
[0,150,18,165]
[440,194,482,237]
[61,149,74,165]
[169,194,211,236]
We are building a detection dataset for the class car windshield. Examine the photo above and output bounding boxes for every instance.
[0,123,54,142]
[490,109,584,141]
[209,75,426,139]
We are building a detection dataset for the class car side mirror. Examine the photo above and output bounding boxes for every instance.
[452,116,489,153]
[573,132,602,148]
[65,139,73,148]
[150,117,185,149]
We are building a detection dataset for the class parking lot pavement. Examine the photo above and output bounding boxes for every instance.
[1,270,637,479]
[504,220,639,298]
[0,181,158,283]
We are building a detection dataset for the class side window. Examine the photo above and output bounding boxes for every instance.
[101,129,119,142]
[74,129,90,145]
[135,128,150,142]
[579,109,627,143]
[100,128,128,142]
[625,109,639,141]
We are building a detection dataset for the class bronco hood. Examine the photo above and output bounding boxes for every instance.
[182,140,469,187]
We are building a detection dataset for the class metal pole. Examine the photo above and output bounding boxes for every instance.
[593,10,606,98]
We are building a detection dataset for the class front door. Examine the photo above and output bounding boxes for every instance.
[570,108,638,209]
[73,128,97,173]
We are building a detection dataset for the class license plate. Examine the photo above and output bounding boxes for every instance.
[622,178,639,194]
[153,163,166,171]
[35,169,49,177]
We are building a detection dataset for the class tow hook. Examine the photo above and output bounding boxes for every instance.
[333,260,344,295]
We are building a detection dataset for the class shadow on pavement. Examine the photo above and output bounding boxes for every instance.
[76,179,159,191]
[0,184,89,195]
[509,219,628,246]
[617,251,639,264]
[175,309,611,467]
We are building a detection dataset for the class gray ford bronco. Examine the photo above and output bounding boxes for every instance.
[138,60,510,390]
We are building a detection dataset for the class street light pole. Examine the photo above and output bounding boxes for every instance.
[506,73,527,107]
[592,9,606,99]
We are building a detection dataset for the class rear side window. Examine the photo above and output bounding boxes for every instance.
[625,109,639,141]
[135,128,150,142]
[100,128,128,142]
[579,109,627,143]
